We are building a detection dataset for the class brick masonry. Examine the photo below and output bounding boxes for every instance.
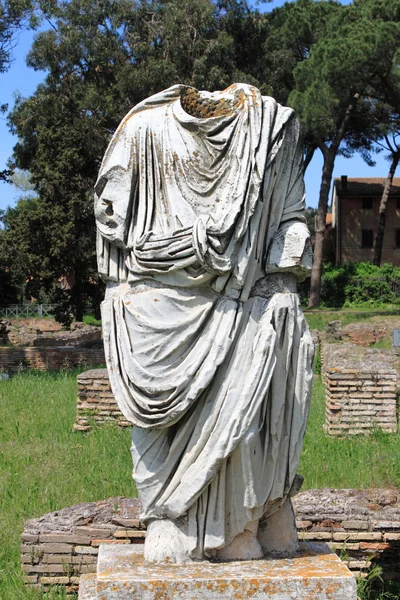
[0,346,105,372]
[21,498,144,595]
[21,489,400,594]
[324,343,398,435]
[74,369,131,431]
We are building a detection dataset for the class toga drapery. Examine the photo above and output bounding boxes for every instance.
[95,84,314,558]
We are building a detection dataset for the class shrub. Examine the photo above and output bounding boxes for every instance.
[320,262,400,308]
[83,314,102,327]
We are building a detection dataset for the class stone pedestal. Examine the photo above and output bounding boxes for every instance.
[78,542,357,600]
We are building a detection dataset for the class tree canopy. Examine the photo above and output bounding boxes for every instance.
[5,0,268,319]
[1,0,400,314]
[288,0,400,306]
[0,0,35,76]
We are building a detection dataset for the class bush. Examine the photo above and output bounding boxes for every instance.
[320,262,400,308]
[83,314,102,327]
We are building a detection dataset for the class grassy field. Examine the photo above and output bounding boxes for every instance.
[1,370,400,598]
[304,306,400,332]
[300,377,400,489]
[0,371,134,599]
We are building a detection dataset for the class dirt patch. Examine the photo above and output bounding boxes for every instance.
[341,322,387,346]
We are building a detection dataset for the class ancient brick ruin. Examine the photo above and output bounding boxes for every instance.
[0,320,105,372]
[74,369,130,431]
[21,489,400,595]
[324,343,398,435]
[0,346,105,372]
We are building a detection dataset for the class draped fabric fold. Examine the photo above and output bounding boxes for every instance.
[96,83,314,556]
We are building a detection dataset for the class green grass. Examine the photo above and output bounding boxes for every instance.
[82,315,102,327]
[357,564,400,600]
[304,307,400,332]
[300,376,400,489]
[0,371,134,599]
[1,371,400,598]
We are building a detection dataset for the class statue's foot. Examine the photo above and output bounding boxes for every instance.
[215,520,263,561]
[257,497,299,557]
[144,518,193,563]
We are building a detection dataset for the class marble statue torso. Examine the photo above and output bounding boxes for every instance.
[95,84,314,562]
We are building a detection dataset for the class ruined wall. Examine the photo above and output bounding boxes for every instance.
[74,369,130,430]
[0,347,105,372]
[324,343,398,435]
[21,490,400,594]
[21,498,144,595]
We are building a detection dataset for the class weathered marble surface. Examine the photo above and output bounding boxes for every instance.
[95,84,314,561]
[78,542,357,600]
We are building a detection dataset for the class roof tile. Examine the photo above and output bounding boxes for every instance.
[334,177,400,196]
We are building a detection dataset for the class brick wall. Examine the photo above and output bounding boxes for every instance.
[324,343,398,435]
[74,369,130,431]
[0,347,105,372]
[295,489,400,580]
[21,489,400,594]
[21,498,144,595]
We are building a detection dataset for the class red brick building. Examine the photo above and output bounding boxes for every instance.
[332,176,400,265]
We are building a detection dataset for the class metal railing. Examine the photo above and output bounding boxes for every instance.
[0,304,57,318]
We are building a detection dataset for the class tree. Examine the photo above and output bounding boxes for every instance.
[0,171,43,305]
[359,0,400,266]
[357,106,400,267]
[374,139,400,266]
[8,0,265,320]
[0,1,36,180]
[304,206,317,238]
[257,0,343,169]
[288,1,400,306]
[0,0,35,75]
[9,168,36,193]
[338,0,400,267]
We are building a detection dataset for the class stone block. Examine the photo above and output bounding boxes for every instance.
[91,539,130,547]
[295,520,312,530]
[75,546,99,555]
[113,529,146,539]
[298,532,332,541]
[39,533,92,544]
[111,517,142,528]
[23,575,38,584]
[79,574,97,600]
[21,533,39,543]
[78,542,357,600]
[383,533,400,541]
[41,576,71,585]
[342,521,369,530]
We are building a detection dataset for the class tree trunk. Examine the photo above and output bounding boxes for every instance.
[73,268,84,322]
[308,151,335,307]
[308,93,360,308]
[373,151,400,266]
[75,302,84,323]
[304,145,316,172]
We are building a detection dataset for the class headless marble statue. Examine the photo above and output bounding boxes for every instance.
[95,84,314,563]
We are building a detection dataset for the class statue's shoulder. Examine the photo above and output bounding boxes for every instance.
[261,94,295,118]
[120,85,183,130]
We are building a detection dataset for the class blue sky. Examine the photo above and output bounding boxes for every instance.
[0,0,390,211]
